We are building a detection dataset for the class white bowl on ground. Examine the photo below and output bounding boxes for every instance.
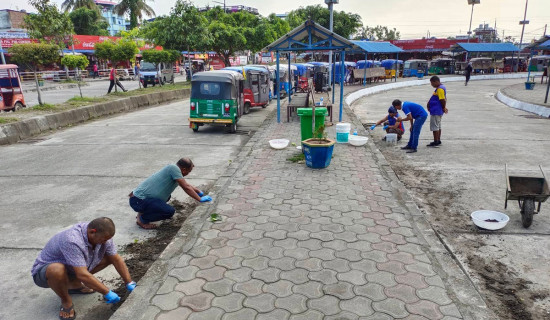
[348,135,368,146]
[471,210,510,230]
[269,139,290,149]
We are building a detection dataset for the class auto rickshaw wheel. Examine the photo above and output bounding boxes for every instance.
[143,83,148,88]
[13,102,24,112]
[229,121,237,133]
[191,123,199,132]
[244,102,251,114]
[521,198,535,228]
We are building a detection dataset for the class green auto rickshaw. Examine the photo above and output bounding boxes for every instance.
[189,71,244,133]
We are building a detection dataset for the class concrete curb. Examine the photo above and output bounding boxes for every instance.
[345,72,541,107]
[496,89,550,117]
[0,88,190,146]
[110,107,277,320]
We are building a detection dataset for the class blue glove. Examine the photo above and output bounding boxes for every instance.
[197,190,204,197]
[370,125,376,130]
[126,281,136,292]
[383,125,389,130]
[104,290,120,304]
[200,195,212,202]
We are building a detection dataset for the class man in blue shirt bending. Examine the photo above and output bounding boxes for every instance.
[393,99,428,153]
[129,158,212,229]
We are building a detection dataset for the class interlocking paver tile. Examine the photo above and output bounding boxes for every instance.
[325,311,359,320]
[179,292,214,312]
[405,262,437,277]
[291,257,321,271]
[242,229,264,240]
[233,279,264,296]
[371,242,398,254]
[274,238,298,249]
[233,222,255,232]
[202,278,235,296]
[224,267,253,283]
[169,266,199,282]
[283,247,309,260]
[187,307,224,320]
[308,295,341,315]
[340,296,374,316]
[373,297,409,318]
[397,243,425,255]
[265,229,288,240]
[377,261,407,275]
[322,239,348,251]
[320,223,345,233]
[242,256,269,270]
[211,292,245,312]
[269,256,296,271]
[361,250,388,263]
[395,272,429,289]
[309,248,336,260]
[174,278,206,296]
[297,239,322,250]
[256,309,291,320]
[215,256,243,270]
[211,222,235,232]
[252,267,281,283]
[156,307,192,320]
[289,310,324,320]
[338,270,367,285]
[335,248,362,261]
[354,283,387,301]
[156,276,178,295]
[260,246,285,259]
[199,229,220,240]
[387,252,416,265]
[357,232,382,244]
[385,284,420,304]
[440,304,463,318]
[333,231,359,242]
[280,268,309,284]
[175,254,193,268]
[362,312,393,320]
[263,279,294,297]
[417,286,453,305]
[406,300,445,319]
[188,245,211,258]
[299,223,322,233]
[275,294,308,313]
[310,231,335,241]
[308,269,338,285]
[152,291,184,311]
[366,271,397,287]
[233,246,260,259]
[221,308,258,320]
[196,266,226,282]
[390,227,416,237]
[323,281,355,299]
[243,293,277,313]
[203,237,229,249]
[190,255,218,269]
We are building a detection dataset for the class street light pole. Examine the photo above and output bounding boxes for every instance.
[325,1,338,93]
[467,0,480,43]
[519,0,529,51]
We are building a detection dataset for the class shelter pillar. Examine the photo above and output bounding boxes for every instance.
[276,51,280,123]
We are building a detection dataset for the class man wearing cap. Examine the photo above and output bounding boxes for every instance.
[129,157,213,229]
[370,106,405,141]
[394,99,428,153]
[31,217,136,320]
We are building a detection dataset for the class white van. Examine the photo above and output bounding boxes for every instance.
[139,61,174,88]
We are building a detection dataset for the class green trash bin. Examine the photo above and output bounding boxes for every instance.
[297,107,328,141]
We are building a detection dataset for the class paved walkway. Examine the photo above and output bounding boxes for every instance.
[113,84,482,320]
[501,80,550,107]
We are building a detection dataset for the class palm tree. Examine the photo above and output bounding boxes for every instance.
[61,0,97,12]
[114,0,155,29]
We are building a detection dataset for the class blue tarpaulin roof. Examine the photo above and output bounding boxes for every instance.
[451,42,519,52]
[351,41,403,53]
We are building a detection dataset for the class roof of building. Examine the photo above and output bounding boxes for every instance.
[95,0,117,6]
[450,42,520,52]
[351,41,403,54]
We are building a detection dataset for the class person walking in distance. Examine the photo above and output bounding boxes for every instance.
[93,63,99,79]
[465,60,473,86]
[107,66,127,93]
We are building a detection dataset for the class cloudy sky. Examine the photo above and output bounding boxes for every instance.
[7,0,549,41]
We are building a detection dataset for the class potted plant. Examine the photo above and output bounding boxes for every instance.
[525,76,536,90]
[302,124,335,169]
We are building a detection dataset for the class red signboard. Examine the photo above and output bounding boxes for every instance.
[71,35,118,50]
[389,38,478,51]
[0,38,38,48]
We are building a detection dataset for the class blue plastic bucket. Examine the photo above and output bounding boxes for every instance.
[525,82,535,90]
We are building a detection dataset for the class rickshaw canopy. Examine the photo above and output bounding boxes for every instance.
[191,70,244,84]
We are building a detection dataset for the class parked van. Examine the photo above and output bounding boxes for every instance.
[139,61,174,88]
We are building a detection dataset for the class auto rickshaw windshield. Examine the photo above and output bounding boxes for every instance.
[191,82,233,100]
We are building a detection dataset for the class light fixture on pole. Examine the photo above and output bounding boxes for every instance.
[467,0,480,43]
[325,0,338,92]
[518,0,529,51]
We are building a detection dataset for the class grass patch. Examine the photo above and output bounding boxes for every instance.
[287,153,305,163]
[0,117,19,124]
[30,103,57,111]
[67,96,107,106]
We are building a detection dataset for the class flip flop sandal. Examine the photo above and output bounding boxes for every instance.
[68,287,94,294]
[59,304,76,320]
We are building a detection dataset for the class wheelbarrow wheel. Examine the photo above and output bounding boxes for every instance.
[521,198,535,228]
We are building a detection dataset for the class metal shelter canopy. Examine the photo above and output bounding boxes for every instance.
[449,42,520,53]
[350,41,403,54]
[264,19,354,123]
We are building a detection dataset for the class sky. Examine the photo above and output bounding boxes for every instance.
[5,0,550,42]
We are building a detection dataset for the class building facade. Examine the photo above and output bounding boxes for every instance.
[0,9,28,34]
[94,0,128,36]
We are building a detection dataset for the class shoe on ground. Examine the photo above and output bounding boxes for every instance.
[427,141,438,147]
[436,141,442,146]
[401,145,412,150]
[406,149,417,153]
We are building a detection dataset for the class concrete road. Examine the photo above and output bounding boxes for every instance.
[0,98,274,320]
[352,78,550,318]
[23,74,187,106]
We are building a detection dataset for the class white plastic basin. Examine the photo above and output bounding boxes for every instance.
[471,210,510,230]
[269,139,289,149]
[348,135,368,146]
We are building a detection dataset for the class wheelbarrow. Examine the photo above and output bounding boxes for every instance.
[505,164,550,228]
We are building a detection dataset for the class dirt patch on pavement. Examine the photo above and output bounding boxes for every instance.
[374,141,550,319]
[80,199,197,320]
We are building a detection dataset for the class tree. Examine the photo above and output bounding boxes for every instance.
[114,0,155,30]
[69,7,109,36]
[10,43,60,105]
[60,0,96,12]
[287,5,362,39]
[24,0,74,48]
[61,54,89,97]
[354,25,401,41]
[95,38,139,92]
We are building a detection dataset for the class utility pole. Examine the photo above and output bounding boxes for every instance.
[518,0,529,51]
[544,24,547,36]
[467,0,480,43]
[325,0,338,89]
